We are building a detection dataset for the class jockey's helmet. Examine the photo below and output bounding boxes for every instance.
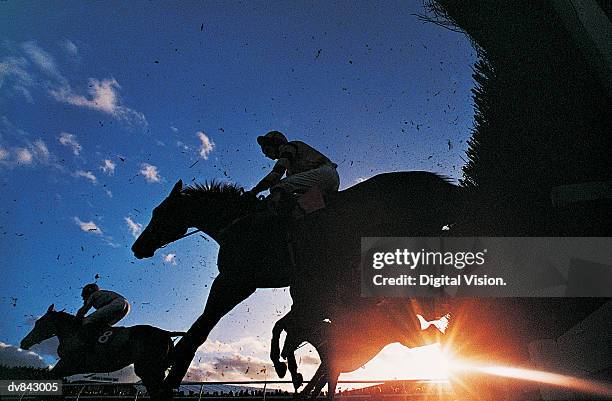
[81,283,99,299]
[257,131,288,147]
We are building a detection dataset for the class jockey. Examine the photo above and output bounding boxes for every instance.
[76,283,130,346]
[244,131,340,211]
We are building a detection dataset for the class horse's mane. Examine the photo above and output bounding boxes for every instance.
[51,310,80,325]
[183,180,244,201]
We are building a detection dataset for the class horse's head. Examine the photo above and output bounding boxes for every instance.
[20,304,58,350]
[132,180,189,259]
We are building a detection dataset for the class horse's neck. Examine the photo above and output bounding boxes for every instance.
[54,314,80,342]
[189,197,251,241]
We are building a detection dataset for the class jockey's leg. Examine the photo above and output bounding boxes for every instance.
[165,274,256,388]
[105,299,130,326]
[273,164,339,196]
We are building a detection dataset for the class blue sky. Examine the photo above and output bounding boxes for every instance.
[0,1,476,383]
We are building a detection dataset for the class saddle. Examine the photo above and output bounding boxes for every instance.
[271,186,328,218]
[295,186,327,216]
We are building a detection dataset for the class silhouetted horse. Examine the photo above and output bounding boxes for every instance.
[271,301,449,400]
[131,171,460,387]
[20,304,184,400]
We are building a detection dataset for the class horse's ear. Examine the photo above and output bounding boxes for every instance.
[47,304,55,313]
[170,180,183,197]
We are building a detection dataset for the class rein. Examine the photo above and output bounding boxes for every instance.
[175,229,202,241]
[158,193,259,248]
[159,229,202,248]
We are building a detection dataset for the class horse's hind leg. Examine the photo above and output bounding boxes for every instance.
[287,353,303,390]
[301,364,325,398]
[325,369,339,401]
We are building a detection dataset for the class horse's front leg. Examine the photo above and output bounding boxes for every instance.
[287,353,303,391]
[165,273,256,388]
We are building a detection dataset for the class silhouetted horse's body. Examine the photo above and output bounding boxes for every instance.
[271,300,447,400]
[21,304,182,400]
[131,171,460,387]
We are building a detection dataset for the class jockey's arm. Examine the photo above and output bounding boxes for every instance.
[251,159,288,194]
[76,298,93,319]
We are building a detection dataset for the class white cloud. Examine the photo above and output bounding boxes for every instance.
[124,217,142,238]
[51,78,147,127]
[105,189,113,198]
[13,85,33,103]
[0,56,34,102]
[59,132,81,155]
[73,217,102,234]
[15,140,51,166]
[33,139,50,162]
[176,141,190,151]
[140,163,162,183]
[197,131,215,159]
[0,56,33,95]
[15,147,33,164]
[21,41,64,83]
[62,39,78,56]
[0,342,49,369]
[74,170,97,184]
[163,253,177,265]
[170,126,178,133]
[207,337,268,355]
[100,158,116,175]
[185,354,274,382]
[0,120,59,169]
[2,42,146,128]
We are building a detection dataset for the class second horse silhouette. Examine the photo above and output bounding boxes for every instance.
[271,300,451,400]
[20,304,184,401]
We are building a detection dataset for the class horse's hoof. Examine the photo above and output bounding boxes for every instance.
[293,373,304,390]
[274,361,287,378]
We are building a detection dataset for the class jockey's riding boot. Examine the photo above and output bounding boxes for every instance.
[266,190,283,216]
